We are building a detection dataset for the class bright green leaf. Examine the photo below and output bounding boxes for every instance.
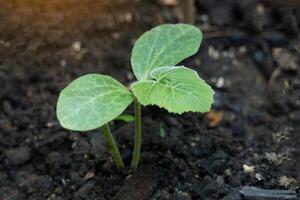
[131,24,202,81]
[57,74,134,131]
[131,66,214,114]
[115,114,135,123]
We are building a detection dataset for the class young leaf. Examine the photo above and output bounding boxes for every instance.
[115,114,135,123]
[57,74,133,131]
[131,24,202,81]
[131,66,214,114]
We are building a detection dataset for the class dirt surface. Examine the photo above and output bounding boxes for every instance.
[0,0,300,199]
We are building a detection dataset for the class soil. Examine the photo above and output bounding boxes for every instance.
[0,0,300,199]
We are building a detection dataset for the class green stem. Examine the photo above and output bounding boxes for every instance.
[131,98,142,170]
[101,123,124,169]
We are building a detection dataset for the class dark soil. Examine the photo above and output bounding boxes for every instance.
[0,0,299,199]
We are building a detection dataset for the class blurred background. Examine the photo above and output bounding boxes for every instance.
[0,0,299,199]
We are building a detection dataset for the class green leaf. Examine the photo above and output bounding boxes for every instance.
[131,66,214,114]
[115,114,135,123]
[131,24,202,81]
[57,74,134,131]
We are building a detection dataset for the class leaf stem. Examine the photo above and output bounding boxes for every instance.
[131,98,142,170]
[101,123,125,169]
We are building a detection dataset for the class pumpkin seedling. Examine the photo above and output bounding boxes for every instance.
[56,24,214,170]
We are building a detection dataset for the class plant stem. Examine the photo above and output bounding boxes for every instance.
[131,98,142,170]
[101,123,124,169]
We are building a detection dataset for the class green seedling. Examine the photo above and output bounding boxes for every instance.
[56,24,214,170]
[115,114,135,123]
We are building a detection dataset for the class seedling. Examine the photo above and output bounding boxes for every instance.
[56,24,214,170]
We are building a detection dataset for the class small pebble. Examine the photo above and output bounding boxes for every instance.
[243,164,255,174]
[216,176,225,186]
[224,169,232,177]
[84,171,95,180]
[255,173,264,181]
[279,176,297,188]
[159,0,178,6]
[72,41,81,52]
